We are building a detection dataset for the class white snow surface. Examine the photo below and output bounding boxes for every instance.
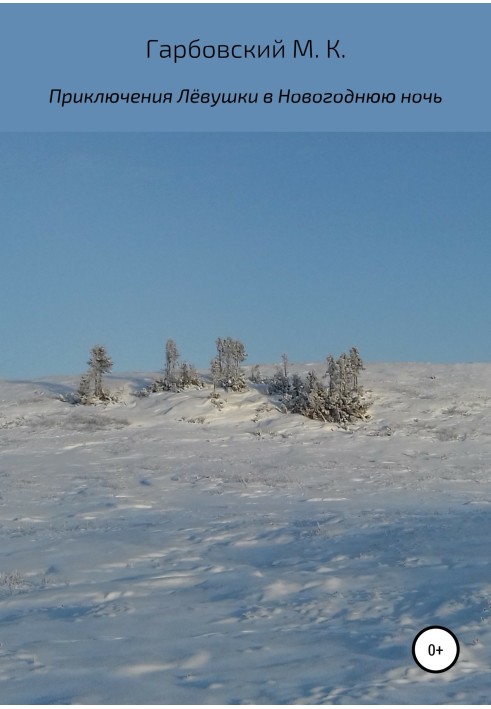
[1,362,491,704]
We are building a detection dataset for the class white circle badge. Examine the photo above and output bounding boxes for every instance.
[412,626,460,673]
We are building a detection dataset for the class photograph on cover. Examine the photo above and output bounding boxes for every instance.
[1,132,491,703]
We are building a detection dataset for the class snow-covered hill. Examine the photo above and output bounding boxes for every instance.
[1,363,491,703]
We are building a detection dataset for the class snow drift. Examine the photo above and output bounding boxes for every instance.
[1,362,490,703]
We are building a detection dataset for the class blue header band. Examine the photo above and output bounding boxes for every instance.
[0,4,489,131]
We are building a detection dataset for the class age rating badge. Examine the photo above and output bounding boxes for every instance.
[412,626,460,673]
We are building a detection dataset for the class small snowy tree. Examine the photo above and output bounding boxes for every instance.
[149,338,180,391]
[348,346,364,390]
[305,371,330,421]
[210,356,221,395]
[87,345,113,399]
[177,362,204,389]
[228,338,247,388]
[267,353,292,395]
[75,345,113,403]
[214,337,248,391]
[266,368,291,396]
[288,373,309,414]
[325,354,338,393]
[249,364,263,384]
[338,353,349,394]
[281,353,289,378]
[324,348,368,424]
[215,338,225,377]
[165,339,180,383]
[76,372,93,404]
[149,339,202,393]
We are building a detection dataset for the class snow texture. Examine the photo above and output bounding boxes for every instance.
[1,362,491,704]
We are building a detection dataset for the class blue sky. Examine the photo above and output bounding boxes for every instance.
[1,132,490,378]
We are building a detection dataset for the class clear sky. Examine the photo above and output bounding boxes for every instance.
[1,132,490,379]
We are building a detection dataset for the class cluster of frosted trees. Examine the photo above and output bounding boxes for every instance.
[74,340,368,424]
[266,348,367,425]
[210,337,248,393]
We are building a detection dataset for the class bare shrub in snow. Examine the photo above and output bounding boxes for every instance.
[67,412,130,431]
[0,571,27,594]
[209,391,224,410]
[182,416,206,424]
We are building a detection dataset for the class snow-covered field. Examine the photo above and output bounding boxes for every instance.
[1,362,491,704]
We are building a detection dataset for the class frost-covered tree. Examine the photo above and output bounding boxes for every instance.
[210,356,221,395]
[305,371,330,421]
[325,354,338,393]
[326,349,364,400]
[348,346,364,390]
[76,345,113,403]
[88,345,113,399]
[281,353,289,378]
[225,338,246,381]
[338,353,349,394]
[148,339,203,393]
[215,338,225,377]
[249,364,263,384]
[288,373,309,414]
[177,362,204,389]
[282,370,330,421]
[323,348,367,424]
[265,354,292,395]
[76,372,93,403]
[165,339,180,383]
[266,368,291,396]
[214,337,248,391]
